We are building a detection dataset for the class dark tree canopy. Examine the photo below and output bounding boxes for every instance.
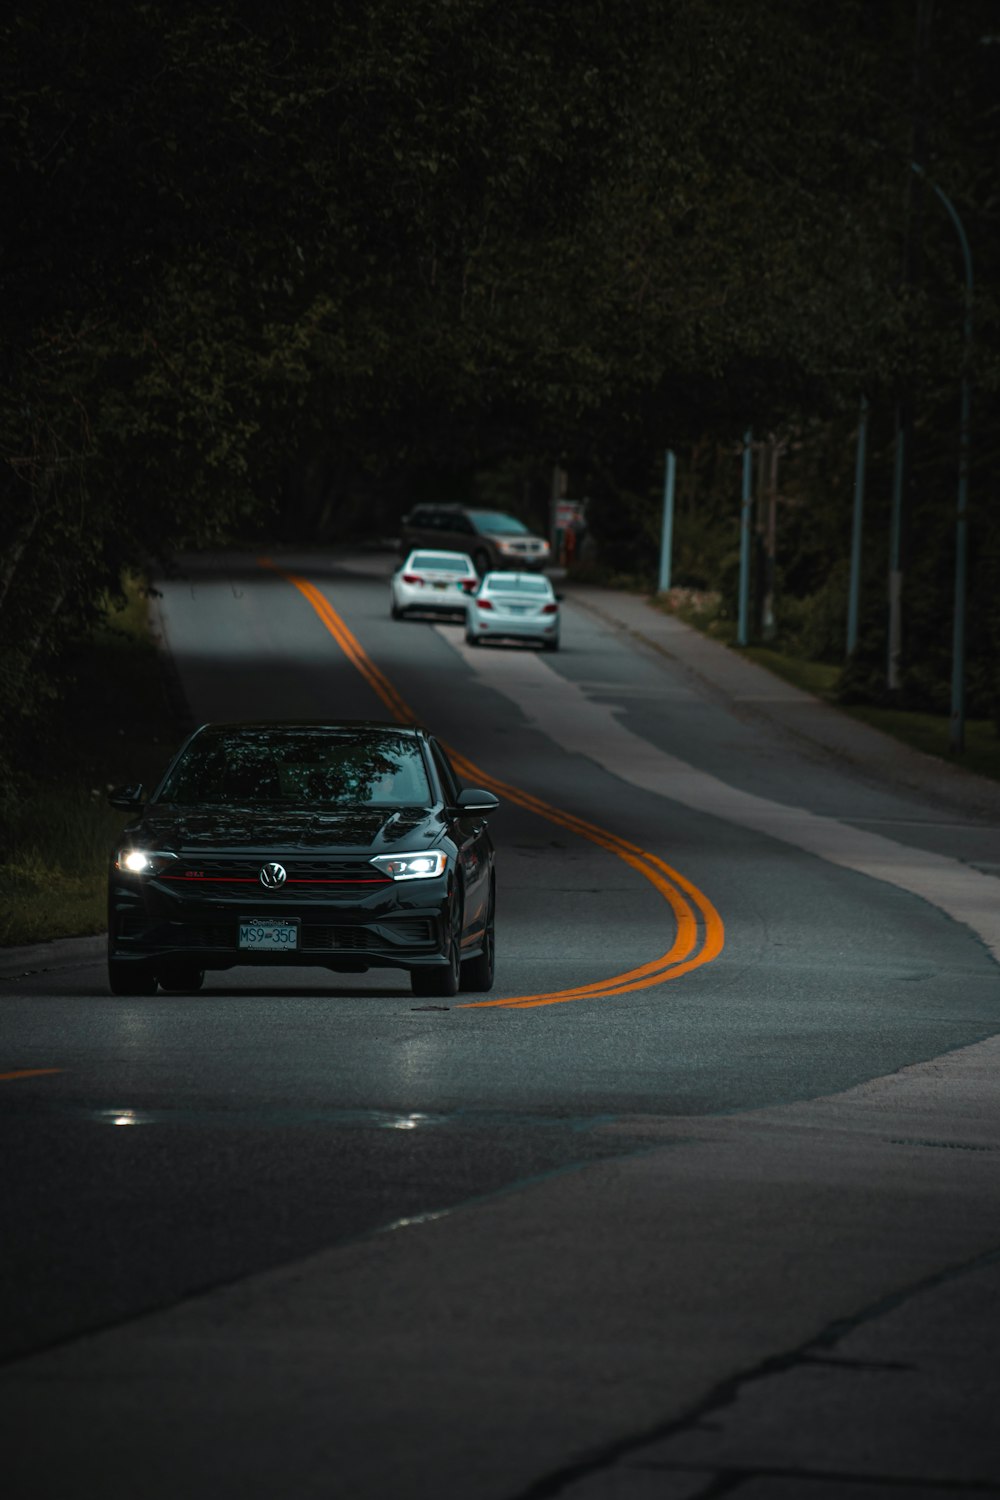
[2,0,998,776]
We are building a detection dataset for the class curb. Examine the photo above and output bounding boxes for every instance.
[0,933,106,980]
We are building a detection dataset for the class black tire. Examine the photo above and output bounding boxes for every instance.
[157,964,205,993]
[391,599,404,620]
[465,630,479,647]
[108,959,158,996]
[460,885,495,993]
[410,932,461,999]
[472,549,491,577]
[542,638,560,652]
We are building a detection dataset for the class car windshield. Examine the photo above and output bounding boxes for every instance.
[466,511,529,535]
[155,728,432,808]
[485,577,552,595]
[410,553,471,572]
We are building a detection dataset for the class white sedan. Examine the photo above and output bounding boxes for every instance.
[391,550,479,619]
[465,572,561,652]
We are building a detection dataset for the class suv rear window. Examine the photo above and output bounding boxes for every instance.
[466,511,529,535]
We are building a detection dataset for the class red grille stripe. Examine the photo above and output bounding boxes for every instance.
[160,876,391,885]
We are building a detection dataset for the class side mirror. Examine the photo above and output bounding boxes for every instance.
[456,788,499,816]
[107,784,145,810]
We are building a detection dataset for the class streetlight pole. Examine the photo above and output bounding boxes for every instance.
[911,163,974,754]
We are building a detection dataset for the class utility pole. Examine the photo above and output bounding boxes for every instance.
[908,165,973,754]
[658,449,676,594]
[761,438,780,643]
[950,216,973,756]
[886,0,934,694]
[754,443,767,637]
[887,418,905,691]
[549,464,566,560]
[847,395,869,658]
[737,429,753,647]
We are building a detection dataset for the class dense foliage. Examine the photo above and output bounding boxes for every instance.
[2,0,998,788]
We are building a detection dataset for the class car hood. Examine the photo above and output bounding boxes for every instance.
[131,805,439,854]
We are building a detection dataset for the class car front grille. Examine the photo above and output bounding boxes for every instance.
[155,857,392,902]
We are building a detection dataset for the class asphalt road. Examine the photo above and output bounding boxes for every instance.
[3,549,1000,1499]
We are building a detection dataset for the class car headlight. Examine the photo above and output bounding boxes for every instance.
[495,539,520,553]
[115,849,174,875]
[370,850,448,881]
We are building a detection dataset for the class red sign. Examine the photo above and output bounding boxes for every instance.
[555,500,585,528]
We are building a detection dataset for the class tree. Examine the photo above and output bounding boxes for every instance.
[2,1,997,782]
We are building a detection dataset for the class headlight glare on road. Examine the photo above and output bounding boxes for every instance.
[370,850,447,881]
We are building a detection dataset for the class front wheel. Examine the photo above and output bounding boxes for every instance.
[411,933,461,999]
[108,959,158,996]
[460,887,495,993]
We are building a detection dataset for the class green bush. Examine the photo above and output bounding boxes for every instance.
[0,576,176,947]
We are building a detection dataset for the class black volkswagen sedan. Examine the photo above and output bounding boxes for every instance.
[107,722,498,999]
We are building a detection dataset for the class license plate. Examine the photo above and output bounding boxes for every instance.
[238,920,299,951]
[432,582,448,590]
[507,605,528,614]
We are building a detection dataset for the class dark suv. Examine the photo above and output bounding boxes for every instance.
[399,506,550,575]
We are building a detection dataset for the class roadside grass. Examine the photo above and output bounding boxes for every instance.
[739,648,840,699]
[0,579,179,948]
[652,588,1000,785]
[827,704,1000,782]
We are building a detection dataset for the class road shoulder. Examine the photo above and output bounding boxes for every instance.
[564,582,1000,823]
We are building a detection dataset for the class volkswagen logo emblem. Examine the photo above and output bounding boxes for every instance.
[259,862,287,889]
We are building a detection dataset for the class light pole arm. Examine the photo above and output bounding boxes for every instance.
[910,162,973,754]
[911,162,974,328]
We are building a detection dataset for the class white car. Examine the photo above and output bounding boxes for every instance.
[391,550,479,619]
[465,572,561,652]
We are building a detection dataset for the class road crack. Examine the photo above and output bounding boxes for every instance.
[507,1241,1000,1499]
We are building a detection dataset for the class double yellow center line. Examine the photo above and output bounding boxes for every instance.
[262,560,724,1008]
